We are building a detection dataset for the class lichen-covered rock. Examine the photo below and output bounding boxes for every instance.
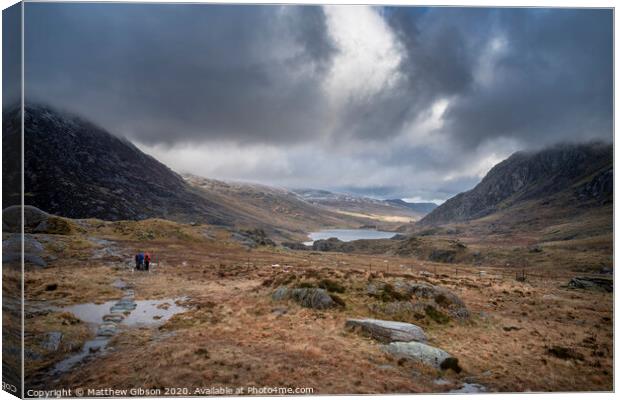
[272,287,290,301]
[345,318,427,343]
[272,287,336,309]
[383,341,461,372]
[406,282,469,319]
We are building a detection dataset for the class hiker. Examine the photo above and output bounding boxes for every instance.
[134,253,141,270]
[137,252,145,271]
[144,252,151,271]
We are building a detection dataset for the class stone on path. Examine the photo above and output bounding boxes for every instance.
[102,313,125,323]
[96,323,118,337]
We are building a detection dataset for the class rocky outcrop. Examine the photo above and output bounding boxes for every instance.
[345,318,427,343]
[383,341,461,372]
[272,287,337,309]
[312,237,345,252]
[404,282,469,319]
[568,276,613,293]
[371,280,470,320]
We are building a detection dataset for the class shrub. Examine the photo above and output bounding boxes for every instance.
[424,304,450,324]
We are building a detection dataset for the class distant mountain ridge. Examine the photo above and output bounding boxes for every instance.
[385,199,437,214]
[418,142,612,227]
[292,189,434,219]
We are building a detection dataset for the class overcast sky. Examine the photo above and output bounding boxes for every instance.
[23,4,612,202]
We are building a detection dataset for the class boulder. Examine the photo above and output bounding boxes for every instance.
[3,205,49,233]
[2,234,48,267]
[383,341,461,372]
[272,287,336,309]
[406,282,469,319]
[568,277,612,293]
[345,318,427,343]
[3,234,45,254]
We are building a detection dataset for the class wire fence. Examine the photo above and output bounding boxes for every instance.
[140,249,611,285]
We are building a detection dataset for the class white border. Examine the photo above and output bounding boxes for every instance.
[0,2,616,400]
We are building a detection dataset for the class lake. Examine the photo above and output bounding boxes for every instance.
[304,229,396,245]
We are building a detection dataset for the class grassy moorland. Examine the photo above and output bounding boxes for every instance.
[13,213,612,394]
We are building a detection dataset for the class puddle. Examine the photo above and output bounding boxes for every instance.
[122,299,187,326]
[59,299,186,329]
[60,301,117,325]
[49,278,187,378]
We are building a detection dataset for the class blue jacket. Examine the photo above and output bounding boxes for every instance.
[137,253,144,263]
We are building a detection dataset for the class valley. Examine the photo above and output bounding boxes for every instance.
[6,209,612,394]
[2,105,613,395]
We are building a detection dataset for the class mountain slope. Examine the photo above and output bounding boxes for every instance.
[9,104,240,224]
[183,175,374,238]
[418,143,612,227]
[3,104,380,238]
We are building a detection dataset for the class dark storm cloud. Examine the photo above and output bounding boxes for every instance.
[22,4,613,200]
[386,7,613,148]
[25,3,335,145]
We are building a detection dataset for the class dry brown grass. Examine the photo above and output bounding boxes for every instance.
[22,220,613,394]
